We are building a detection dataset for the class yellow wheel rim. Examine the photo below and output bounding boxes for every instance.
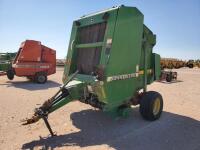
[153,98,161,115]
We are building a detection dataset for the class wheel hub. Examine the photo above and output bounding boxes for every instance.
[38,75,45,82]
[153,98,160,115]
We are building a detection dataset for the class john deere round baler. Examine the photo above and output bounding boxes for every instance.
[23,6,163,136]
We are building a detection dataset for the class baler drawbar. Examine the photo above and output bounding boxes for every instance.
[22,70,79,135]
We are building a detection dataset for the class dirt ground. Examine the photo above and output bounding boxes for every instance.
[0,67,200,150]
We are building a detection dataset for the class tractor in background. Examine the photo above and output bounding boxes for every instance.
[0,52,16,77]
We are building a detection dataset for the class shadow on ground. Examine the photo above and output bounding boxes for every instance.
[22,108,200,150]
[0,80,61,90]
[157,80,183,84]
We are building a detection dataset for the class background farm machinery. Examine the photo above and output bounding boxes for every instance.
[0,40,56,83]
[160,58,185,69]
[186,60,198,68]
[0,52,16,77]
[160,58,200,69]
[160,58,200,82]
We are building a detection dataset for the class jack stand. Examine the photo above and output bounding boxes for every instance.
[41,115,56,137]
[36,108,56,137]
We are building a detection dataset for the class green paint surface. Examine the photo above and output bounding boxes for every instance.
[62,6,161,114]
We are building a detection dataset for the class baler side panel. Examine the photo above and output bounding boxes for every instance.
[99,9,119,66]
[62,22,78,83]
[104,7,144,107]
[14,62,56,76]
[138,25,157,87]
[153,53,161,80]
[13,62,37,76]
[41,46,56,75]
[144,26,157,84]
[18,40,42,62]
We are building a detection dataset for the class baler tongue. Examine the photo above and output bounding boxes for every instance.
[21,114,40,125]
[21,71,80,136]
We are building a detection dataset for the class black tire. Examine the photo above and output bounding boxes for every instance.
[6,69,15,80]
[139,91,163,121]
[188,64,193,68]
[35,72,47,84]
[166,74,172,82]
